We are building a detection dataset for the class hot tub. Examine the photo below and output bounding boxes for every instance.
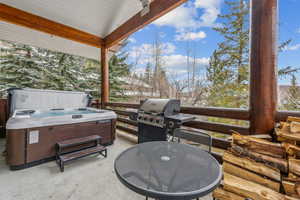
[6,88,116,170]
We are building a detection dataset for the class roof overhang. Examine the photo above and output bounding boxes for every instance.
[0,0,187,60]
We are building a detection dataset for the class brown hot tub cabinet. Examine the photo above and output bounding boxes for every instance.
[6,119,116,170]
[5,88,116,170]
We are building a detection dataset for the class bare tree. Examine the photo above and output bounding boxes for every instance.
[151,32,172,98]
[169,73,188,99]
[192,78,209,106]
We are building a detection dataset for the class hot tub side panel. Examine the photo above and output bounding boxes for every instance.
[7,119,115,169]
[111,119,116,141]
[6,129,26,166]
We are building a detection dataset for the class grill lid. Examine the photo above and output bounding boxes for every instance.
[139,99,180,115]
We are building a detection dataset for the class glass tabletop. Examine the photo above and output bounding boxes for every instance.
[114,141,222,199]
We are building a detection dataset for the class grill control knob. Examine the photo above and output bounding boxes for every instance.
[138,116,142,120]
[149,118,153,122]
[168,121,175,128]
[144,117,148,121]
[156,119,160,124]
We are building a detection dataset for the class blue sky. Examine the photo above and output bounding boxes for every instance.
[123,0,300,85]
[278,0,300,84]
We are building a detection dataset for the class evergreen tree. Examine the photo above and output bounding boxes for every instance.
[0,40,130,101]
[0,42,54,89]
[108,50,131,101]
[206,0,298,109]
[206,0,249,108]
[206,50,236,107]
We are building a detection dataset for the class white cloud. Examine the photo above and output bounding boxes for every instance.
[175,31,207,41]
[284,43,300,51]
[128,44,209,76]
[163,43,176,54]
[152,6,198,29]
[152,0,221,30]
[159,32,167,38]
[131,67,145,76]
[128,37,136,43]
[194,0,222,27]
[129,42,176,64]
[163,55,209,78]
[162,54,209,69]
[166,68,188,75]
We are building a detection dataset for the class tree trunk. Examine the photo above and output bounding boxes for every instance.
[282,143,300,157]
[290,122,300,133]
[223,173,298,200]
[232,133,285,158]
[277,131,300,142]
[223,151,281,181]
[282,180,300,197]
[289,158,300,176]
[288,116,300,123]
[213,187,245,200]
[231,145,288,173]
[283,173,300,182]
[223,162,280,191]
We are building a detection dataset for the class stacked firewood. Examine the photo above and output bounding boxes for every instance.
[213,116,300,200]
[276,117,300,199]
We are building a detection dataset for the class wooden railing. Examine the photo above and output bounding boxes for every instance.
[103,102,300,162]
[0,99,8,137]
[104,102,252,162]
[1,98,300,161]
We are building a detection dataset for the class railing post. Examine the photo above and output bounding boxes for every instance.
[101,47,109,108]
[249,0,278,134]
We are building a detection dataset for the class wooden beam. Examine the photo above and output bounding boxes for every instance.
[104,0,187,48]
[116,125,138,136]
[105,102,140,109]
[276,111,300,122]
[181,107,250,120]
[117,117,138,126]
[111,109,136,117]
[184,120,250,135]
[0,3,102,48]
[101,47,109,107]
[0,98,8,138]
[249,0,278,134]
[105,102,250,120]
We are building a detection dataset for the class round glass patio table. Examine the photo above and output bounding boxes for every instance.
[114,141,222,200]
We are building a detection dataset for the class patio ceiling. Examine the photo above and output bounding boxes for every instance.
[0,0,187,60]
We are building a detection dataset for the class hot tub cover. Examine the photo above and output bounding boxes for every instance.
[8,88,92,114]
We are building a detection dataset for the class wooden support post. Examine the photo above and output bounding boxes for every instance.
[249,0,278,134]
[101,47,109,108]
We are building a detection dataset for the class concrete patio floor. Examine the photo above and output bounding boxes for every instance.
[0,131,212,200]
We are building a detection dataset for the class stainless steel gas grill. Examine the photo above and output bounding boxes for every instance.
[133,99,195,143]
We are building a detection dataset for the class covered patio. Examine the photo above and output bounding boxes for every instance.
[0,132,209,200]
[1,0,300,199]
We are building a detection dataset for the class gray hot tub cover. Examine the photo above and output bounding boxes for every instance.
[8,88,91,114]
